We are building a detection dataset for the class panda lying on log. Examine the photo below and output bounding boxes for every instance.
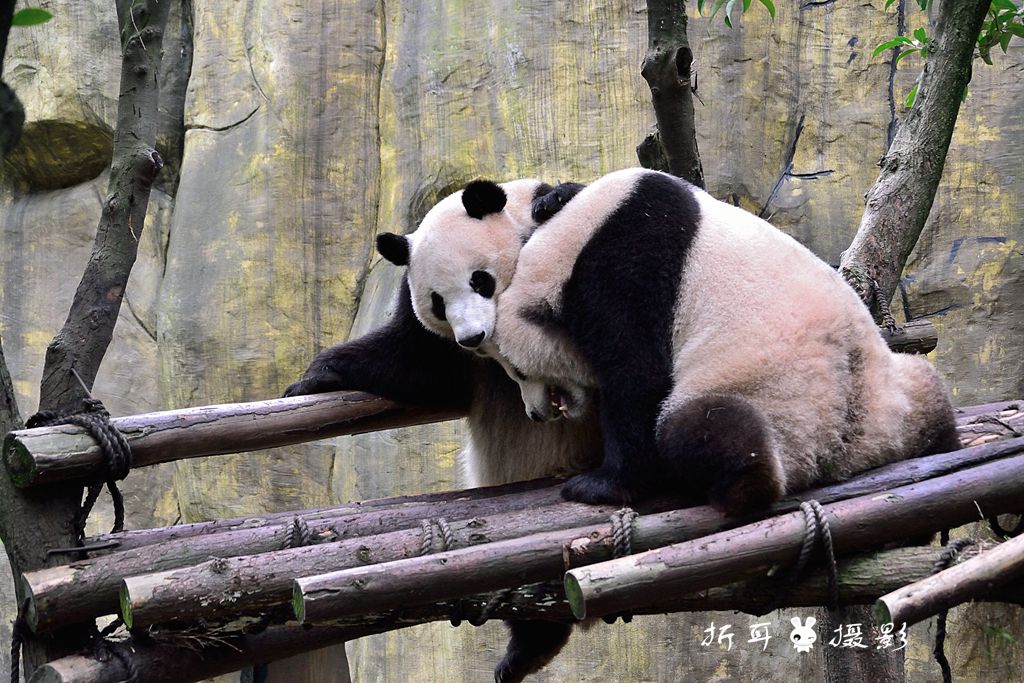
[286,169,957,682]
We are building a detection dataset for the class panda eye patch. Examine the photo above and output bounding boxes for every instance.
[430,292,447,321]
[470,270,496,298]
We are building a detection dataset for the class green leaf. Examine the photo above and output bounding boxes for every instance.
[759,0,776,19]
[11,8,52,26]
[1008,22,1024,39]
[1000,29,1012,52]
[913,26,928,44]
[991,0,1016,11]
[979,39,994,64]
[884,0,897,9]
[895,48,919,64]
[905,82,919,108]
[743,0,752,11]
[872,37,912,58]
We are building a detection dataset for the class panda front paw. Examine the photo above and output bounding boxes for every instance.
[561,469,634,505]
[282,369,345,398]
[531,182,586,224]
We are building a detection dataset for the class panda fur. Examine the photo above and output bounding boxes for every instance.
[491,167,960,512]
[285,178,599,683]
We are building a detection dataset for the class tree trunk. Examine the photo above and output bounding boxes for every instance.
[0,1,173,674]
[639,0,704,187]
[839,0,991,312]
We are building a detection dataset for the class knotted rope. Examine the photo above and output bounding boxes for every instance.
[932,534,976,683]
[27,397,132,545]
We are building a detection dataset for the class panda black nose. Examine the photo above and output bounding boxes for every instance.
[528,411,544,423]
[458,332,486,349]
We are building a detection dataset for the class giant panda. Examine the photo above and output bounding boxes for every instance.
[488,167,960,512]
[285,178,599,683]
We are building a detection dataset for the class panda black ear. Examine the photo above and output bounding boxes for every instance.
[376,233,410,266]
[462,180,507,219]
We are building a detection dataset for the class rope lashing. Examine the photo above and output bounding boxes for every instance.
[604,507,639,625]
[758,499,839,615]
[932,535,975,683]
[27,398,133,546]
[418,517,454,556]
[9,599,29,683]
[283,516,313,549]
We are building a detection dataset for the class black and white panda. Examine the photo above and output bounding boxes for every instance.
[285,177,598,683]
[489,167,960,512]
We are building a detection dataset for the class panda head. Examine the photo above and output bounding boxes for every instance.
[376,178,543,349]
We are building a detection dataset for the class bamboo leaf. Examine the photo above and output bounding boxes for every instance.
[759,0,776,19]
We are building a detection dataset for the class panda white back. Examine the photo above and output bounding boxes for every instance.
[494,168,958,511]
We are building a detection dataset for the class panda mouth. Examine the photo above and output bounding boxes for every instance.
[548,386,571,418]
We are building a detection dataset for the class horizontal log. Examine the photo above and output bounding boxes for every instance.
[85,477,559,554]
[879,318,937,354]
[27,436,1024,632]
[4,390,462,487]
[23,481,565,632]
[30,546,1024,683]
[562,453,1024,620]
[875,533,1024,627]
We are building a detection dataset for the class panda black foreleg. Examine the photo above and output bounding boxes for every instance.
[494,620,573,683]
[561,381,665,505]
[284,278,473,408]
[656,394,785,516]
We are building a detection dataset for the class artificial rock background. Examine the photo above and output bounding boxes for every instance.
[1,1,1022,681]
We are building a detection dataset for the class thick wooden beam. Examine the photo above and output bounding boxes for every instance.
[875,533,1024,627]
[4,390,462,487]
[562,454,1024,620]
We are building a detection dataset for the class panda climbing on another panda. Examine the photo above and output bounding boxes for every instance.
[487,167,960,512]
[285,177,599,683]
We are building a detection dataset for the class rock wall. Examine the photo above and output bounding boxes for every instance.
[1,1,1022,681]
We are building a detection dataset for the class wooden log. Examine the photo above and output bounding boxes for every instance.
[23,481,565,632]
[294,452,1024,622]
[879,318,938,354]
[26,436,1024,632]
[562,453,1024,620]
[30,546,1024,683]
[4,390,462,487]
[874,533,1024,627]
[84,477,559,554]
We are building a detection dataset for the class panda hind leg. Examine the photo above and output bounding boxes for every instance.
[657,395,784,517]
[494,620,573,683]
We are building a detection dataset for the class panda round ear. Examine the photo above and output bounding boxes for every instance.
[462,180,507,220]
[377,233,410,266]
